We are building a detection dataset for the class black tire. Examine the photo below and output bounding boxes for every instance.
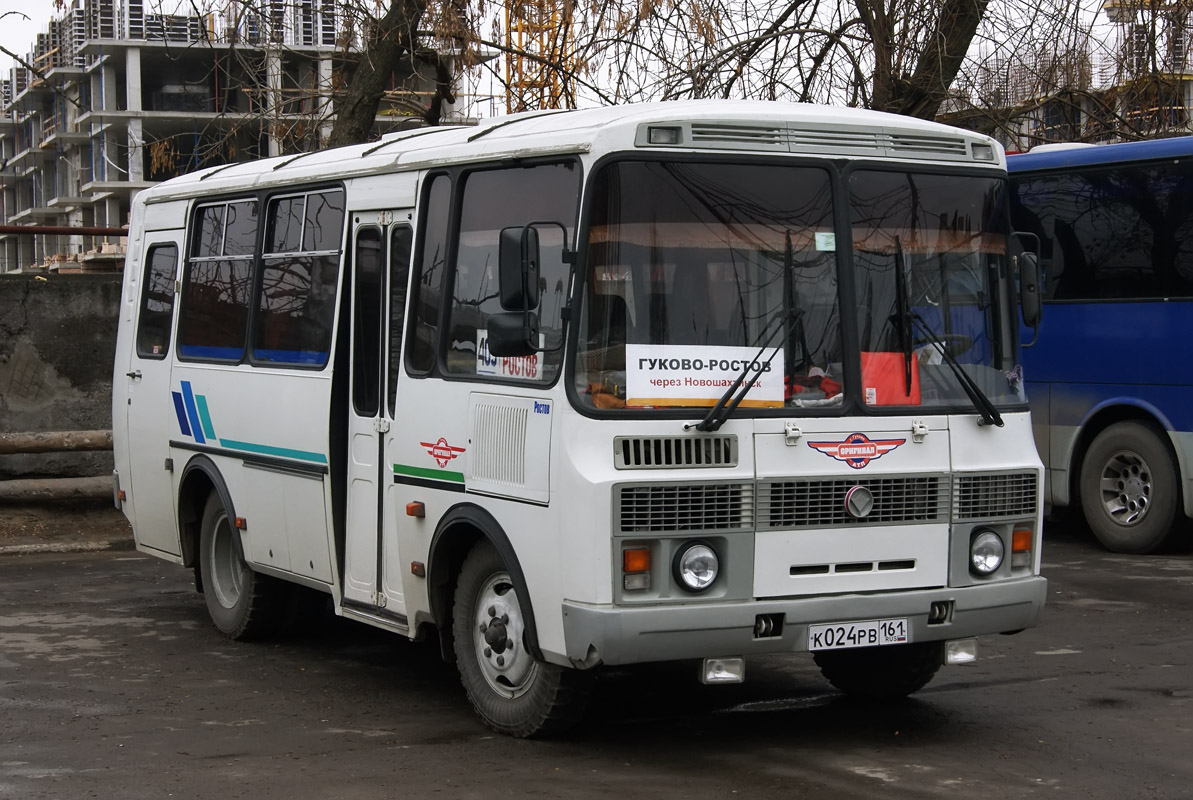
[198,493,289,640]
[813,642,943,700]
[1078,421,1181,554]
[452,540,591,737]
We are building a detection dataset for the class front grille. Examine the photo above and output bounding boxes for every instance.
[614,435,737,470]
[757,476,945,529]
[617,483,754,533]
[954,472,1038,520]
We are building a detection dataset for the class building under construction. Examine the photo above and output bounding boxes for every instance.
[948,0,1193,149]
[0,0,473,273]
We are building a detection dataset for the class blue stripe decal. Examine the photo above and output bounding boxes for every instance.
[180,381,206,444]
[218,438,328,464]
[252,348,329,366]
[178,344,244,361]
[171,392,192,437]
[196,395,217,440]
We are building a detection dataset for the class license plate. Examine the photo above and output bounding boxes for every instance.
[808,618,909,651]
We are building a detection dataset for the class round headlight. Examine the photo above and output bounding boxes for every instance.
[970,530,1005,575]
[674,542,719,592]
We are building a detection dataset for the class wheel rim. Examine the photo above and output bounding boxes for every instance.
[471,571,537,699]
[1099,449,1153,526]
[208,510,248,609]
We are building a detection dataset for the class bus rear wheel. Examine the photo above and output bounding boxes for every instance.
[1079,421,1180,554]
[452,540,591,737]
[198,493,288,640]
[813,642,943,700]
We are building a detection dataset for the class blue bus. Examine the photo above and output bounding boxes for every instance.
[1007,137,1193,553]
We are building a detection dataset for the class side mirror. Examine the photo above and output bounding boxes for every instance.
[499,226,540,311]
[1018,251,1042,327]
[487,311,540,357]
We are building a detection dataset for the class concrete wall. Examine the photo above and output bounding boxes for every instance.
[0,273,122,479]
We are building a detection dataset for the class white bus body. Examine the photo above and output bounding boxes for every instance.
[112,101,1047,737]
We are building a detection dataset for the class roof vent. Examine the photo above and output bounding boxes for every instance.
[690,123,786,150]
[887,133,970,159]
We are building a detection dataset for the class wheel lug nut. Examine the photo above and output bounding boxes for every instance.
[479,623,487,633]
[488,606,496,617]
[500,614,509,624]
[484,647,492,658]
[497,656,505,667]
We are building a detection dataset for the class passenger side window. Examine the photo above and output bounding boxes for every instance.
[136,244,178,359]
[352,227,385,416]
[179,199,258,361]
[389,225,412,416]
[406,174,450,375]
[1012,163,1193,301]
[254,189,345,367]
[445,161,580,382]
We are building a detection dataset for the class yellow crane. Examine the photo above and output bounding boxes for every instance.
[504,0,576,112]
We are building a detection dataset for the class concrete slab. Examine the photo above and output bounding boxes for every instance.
[0,503,134,555]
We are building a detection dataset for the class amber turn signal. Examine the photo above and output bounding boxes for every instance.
[623,547,651,573]
[1012,529,1032,552]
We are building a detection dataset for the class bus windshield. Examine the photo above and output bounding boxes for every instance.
[849,170,1022,410]
[574,160,1022,413]
[575,160,843,411]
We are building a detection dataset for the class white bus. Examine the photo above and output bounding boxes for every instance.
[112,100,1047,737]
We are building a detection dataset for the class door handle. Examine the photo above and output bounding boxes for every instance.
[126,370,142,380]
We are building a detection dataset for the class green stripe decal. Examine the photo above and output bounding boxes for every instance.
[394,464,466,484]
[196,395,217,440]
[219,439,328,464]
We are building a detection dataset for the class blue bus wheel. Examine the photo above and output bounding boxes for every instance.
[1078,421,1180,554]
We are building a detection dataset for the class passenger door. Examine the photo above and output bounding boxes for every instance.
[342,211,412,616]
[124,232,184,557]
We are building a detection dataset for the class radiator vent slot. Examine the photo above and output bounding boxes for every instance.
[617,483,754,533]
[758,475,945,529]
[470,403,529,487]
[954,472,1038,520]
[614,435,738,469]
[790,559,916,576]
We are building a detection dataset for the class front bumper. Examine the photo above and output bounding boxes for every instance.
[559,576,1047,666]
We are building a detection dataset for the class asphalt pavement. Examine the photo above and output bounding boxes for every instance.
[0,509,1190,799]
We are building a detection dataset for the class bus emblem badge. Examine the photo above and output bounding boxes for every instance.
[421,437,466,468]
[807,433,905,470]
[845,486,875,519]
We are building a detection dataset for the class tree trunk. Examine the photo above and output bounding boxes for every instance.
[896,0,991,119]
[327,0,429,148]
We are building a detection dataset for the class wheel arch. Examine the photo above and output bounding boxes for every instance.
[177,455,236,571]
[426,503,543,665]
[1068,401,1183,510]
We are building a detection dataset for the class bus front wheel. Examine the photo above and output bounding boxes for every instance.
[1079,421,1180,554]
[813,642,943,699]
[198,492,288,640]
[452,540,591,737]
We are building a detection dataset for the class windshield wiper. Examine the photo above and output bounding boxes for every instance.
[686,233,797,433]
[684,310,789,432]
[910,311,1004,427]
[892,236,914,396]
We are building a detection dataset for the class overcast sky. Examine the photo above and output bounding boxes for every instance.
[2,0,59,75]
